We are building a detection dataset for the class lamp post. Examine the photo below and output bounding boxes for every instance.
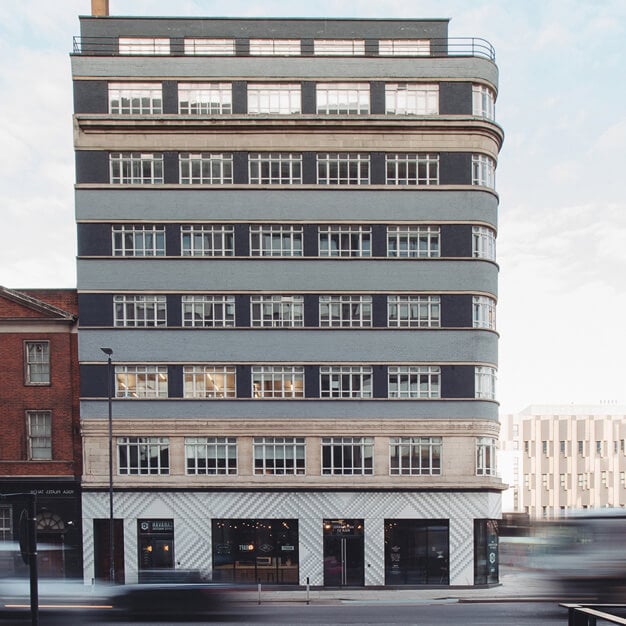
[100,347,115,584]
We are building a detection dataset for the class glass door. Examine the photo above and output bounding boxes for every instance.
[323,519,364,586]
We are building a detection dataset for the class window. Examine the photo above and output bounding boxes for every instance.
[385,84,438,115]
[577,473,586,488]
[252,366,304,398]
[115,365,168,398]
[388,366,440,398]
[472,226,496,261]
[560,440,566,455]
[249,153,302,184]
[250,225,303,256]
[475,366,496,400]
[390,437,442,475]
[183,366,236,398]
[387,295,440,328]
[524,474,529,488]
[316,83,369,115]
[602,471,608,486]
[25,341,50,384]
[386,226,440,258]
[322,437,373,474]
[27,411,51,460]
[542,473,548,487]
[247,84,301,114]
[319,295,372,327]
[386,153,439,185]
[181,295,235,328]
[578,441,584,455]
[621,472,625,486]
[313,39,365,55]
[524,440,529,454]
[185,437,237,475]
[249,39,300,55]
[253,437,305,475]
[119,37,170,55]
[317,153,370,185]
[560,473,567,488]
[250,295,304,327]
[472,85,495,120]
[110,152,163,184]
[118,437,169,474]
[476,437,497,476]
[183,38,235,55]
[112,225,165,256]
[318,226,371,257]
[179,153,233,184]
[320,366,372,398]
[597,441,603,455]
[108,82,162,114]
[379,39,430,56]
[113,295,166,327]
[0,505,11,541]
[178,83,232,114]
[181,225,235,256]
[472,155,496,189]
[473,296,496,330]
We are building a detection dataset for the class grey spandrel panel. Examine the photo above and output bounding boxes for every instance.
[75,189,498,226]
[77,328,497,363]
[76,259,498,293]
[80,398,498,421]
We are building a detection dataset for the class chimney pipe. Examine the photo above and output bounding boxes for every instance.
[91,0,109,17]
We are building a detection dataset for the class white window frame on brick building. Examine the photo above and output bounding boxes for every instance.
[178,83,232,114]
[110,152,163,184]
[318,225,371,257]
[319,295,372,327]
[181,295,235,328]
[321,437,374,475]
[25,341,50,385]
[27,411,52,460]
[249,153,302,184]
[250,225,303,256]
[390,437,442,475]
[317,153,370,185]
[386,153,439,185]
[320,366,372,398]
[181,225,235,256]
[112,225,165,256]
[115,365,168,398]
[247,83,301,114]
[387,295,440,328]
[118,436,170,474]
[183,366,236,398]
[179,153,233,184]
[250,295,304,327]
[388,366,441,398]
[185,437,237,475]
[385,83,438,115]
[113,294,167,327]
[252,366,304,398]
[108,82,162,114]
[253,437,306,475]
[316,83,370,114]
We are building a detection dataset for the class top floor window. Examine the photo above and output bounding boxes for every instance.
[472,155,496,189]
[247,84,301,115]
[249,153,302,184]
[108,83,162,115]
[119,37,170,55]
[316,83,369,115]
[112,225,165,257]
[183,38,235,55]
[25,341,50,385]
[473,85,495,120]
[178,83,232,115]
[386,153,439,185]
[379,39,430,56]
[313,39,365,55]
[110,152,163,184]
[385,83,438,115]
[472,226,496,261]
[249,39,300,55]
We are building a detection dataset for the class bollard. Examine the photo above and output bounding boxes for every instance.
[306,576,310,605]
[257,578,261,605]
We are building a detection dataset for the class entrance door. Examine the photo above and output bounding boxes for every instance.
[93,519,125,583]
[323,519,364,586]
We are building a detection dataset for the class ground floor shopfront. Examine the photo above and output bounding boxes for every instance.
[81,490,500,587]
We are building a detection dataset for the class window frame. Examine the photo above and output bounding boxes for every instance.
[185,437,237,475]
[179,153,233,184]
[387,366,441,398]
[113,294,167,327]
[472,295,496,330]
[249,225,303,256]
[112,225,166,257]
[318,225,371,257]
[317,153,370,185]
[249,153,302,184]
[319,295,372,328]
[181,295,235,328]
[476,436,497,476]
[27,410,52,460]
[250,295,304,327]
[313,39,365,56]
[118,436,170,475]
[378,39,431,56]
[472,84,495,120]
[386,226,440,258]
[108,82,162,115]
[183,365,236,398]
[321,437,374,475]
[114,365,168,399]
[178,82,232,115]
[386,153,439,185]
[387,295,441,328]
[389,436,442,475]
[472,226,496,261]
[181,225,235,257]
[472,154,496,189]
[319,366,373,398]
[183,38,235,55]
[253,437,306,475]
[247,83,302,114]
[251,366,305,399]
[316,83,370,115]
[24,341,50,385]
[118,37,170,55]
[385,83,439,115]
[110,152,163,184]
[475,366,497,400]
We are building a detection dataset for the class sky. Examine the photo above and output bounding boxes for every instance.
[0,0,624,414]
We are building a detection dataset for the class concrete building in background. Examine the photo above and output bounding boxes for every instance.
[72,1,503,586]
[500,405,626,518]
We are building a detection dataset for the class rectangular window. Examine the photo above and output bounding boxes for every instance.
[542,473,548,487]
[247,84,301,114]
[472,84,495,120]
[577,473,585,488]
[476,437,497,476]
[386,226,440,258]
[183,38,235,55]
[473,296,496,330]
[524,440,529,454]
[249,39,301,55]
[112,225,165,256]
[118,436,169,474]
[27,411,51,460]
[119,37,170,55]
[249,153,302,184]
[108,82,162,114]
[316,83,369,115]
[319,295,372,328]
[390,437,442,475]
[25,341,50,384]
[560,473,566,488]
[249,225,303,256]
[318,226,371,257]
[253,437,306,475]
[388,366,440,398]
[317,153,370,185]
[178,83,232,114]
[472,154,496,189]
[620,472,625,486]
[472,226,496,261]
[110,152,163,184]
[250,295,304,327]
[379,39,430,56]
[181,295,235,328]
[387,295,440,328]
[0,505,11,541]
[602,471,608,486]
[475,366,497,400]
[185,437,237,475]
[578,441,584,455]
[183,366,236,398]
[386,153,439,185]
[252,366,304,398]
[179,153,233,184]
[321,437,373,474]
[320,366,372,398]
[181,225,235,256]
[385,83,438,115]
[542,440,548,455]
[113,295,166,327]
[115,365,168,398]
[313,39,365,55]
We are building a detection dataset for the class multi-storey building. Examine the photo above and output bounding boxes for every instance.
[0,286,82,578]
[500,405,626,519]
[72,1,503,586]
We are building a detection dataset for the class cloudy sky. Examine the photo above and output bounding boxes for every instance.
[0,0,624,414]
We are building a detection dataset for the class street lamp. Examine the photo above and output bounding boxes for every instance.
[100,347,115,584]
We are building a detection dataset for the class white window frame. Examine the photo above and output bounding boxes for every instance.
[473,296,496,330]
[249,39,301,56]
[27,411,51,460]
[178,83,232,114]
[390,437,442,475]
[472,84,495,120]
[110,152,163,184]
[249,153,302,184]
[316,83,370,114]
[183,365,236,398]
[119,37,170,55]
[317,153,370,185]
[112,225,165,256]
[476,436,497,476]
[253,437,306,475]
[472,154,496,189]
[183,38,235,55]
[379,39,430,56]
[185,437,237,475]
[181,225,235,257]
[0,505,11,541]
[387,295,440,328]
[113,294,167,327]
[319,295,372,328]
[318,226,371,257]
[321,437,373,475]
[247,83,301,114]
[472,226,496,260]
[320,366,372,398]
[179,153,233,184]
[252,366,304,398]
[108,82,162,115]
[249,225,303,256]
[25,341,50,385]
[386,226,440,258]
[313,39,365,56]
[386,153,439,185]
[385,83,438,115]
[115,365,168,399]
[118,436,169,475]
[475,366,497,400]
[181,295,235,328]
[388,366,441,398]
[250,295,304,327]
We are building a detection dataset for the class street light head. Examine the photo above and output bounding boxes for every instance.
[100,347,113,356]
